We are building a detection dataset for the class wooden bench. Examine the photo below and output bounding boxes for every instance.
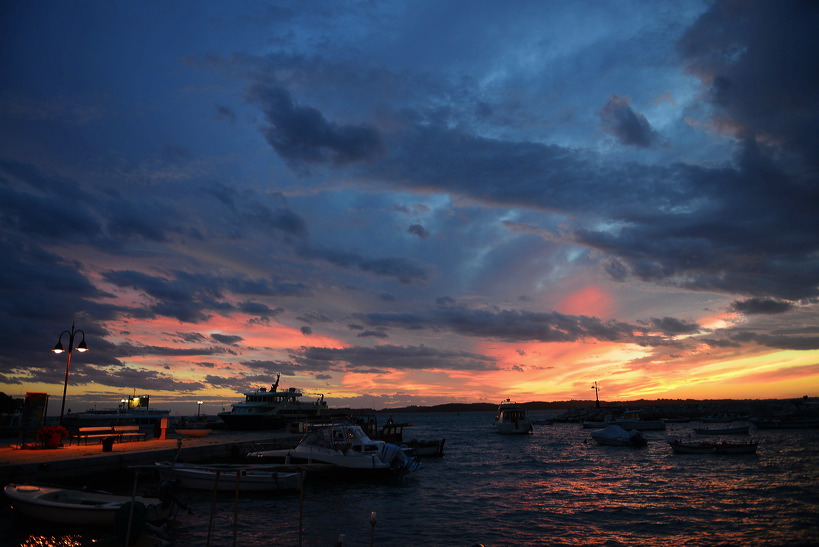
[73,426,120,445]
[72,425,149,445]
[113,425,148,442]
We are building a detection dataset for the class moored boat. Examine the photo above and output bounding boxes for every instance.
[668,439,717,454]
[668,439,758,454]
[377,418,445,457]
[749,417,819,429]
[582,410,665,431]
[590,425,647,447]
[155,462,301,491]
[694,425,750,435]
[495,399,533,434]
[246,422,419,476]
[714,440,758,454]
[3,483,172,525]
[217,374,328,431]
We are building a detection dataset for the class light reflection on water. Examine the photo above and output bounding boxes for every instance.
[2,411,818,546]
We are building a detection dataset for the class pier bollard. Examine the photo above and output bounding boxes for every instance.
[101,437,115,452]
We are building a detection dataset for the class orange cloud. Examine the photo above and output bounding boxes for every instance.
[555,286,613,317]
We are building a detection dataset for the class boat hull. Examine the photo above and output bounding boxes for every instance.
[590,425,647,447]
[156,463,301,491]
[693,425,750,435]
[668,440,717,454]
[668,440,758,454]
[3,484,169,525]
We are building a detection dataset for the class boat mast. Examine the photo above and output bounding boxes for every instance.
[591,381,600,408]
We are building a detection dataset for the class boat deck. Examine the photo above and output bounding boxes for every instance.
[0,430,300,485]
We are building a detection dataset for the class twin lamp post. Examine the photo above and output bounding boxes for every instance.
[52,324,206,423]
[52,323,88,425]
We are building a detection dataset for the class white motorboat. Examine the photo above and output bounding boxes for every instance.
[246,422,420,475]
[3,483,172,525]
[494,399,533,434]
[217,374,328,430]
[582,410,665,431]
[155,462,301,491]
[590,425,647,447]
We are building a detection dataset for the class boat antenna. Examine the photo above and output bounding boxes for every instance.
[591,382,600,408]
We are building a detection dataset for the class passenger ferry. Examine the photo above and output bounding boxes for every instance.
[217,375,328,430]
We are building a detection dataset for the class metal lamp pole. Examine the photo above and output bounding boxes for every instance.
[197,401,203,418]
[52,323,88,424]
[591,381,600,408]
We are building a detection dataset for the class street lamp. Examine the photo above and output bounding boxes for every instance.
[591,381,600,408]
[52,323,88,424]
[197,401,203,418]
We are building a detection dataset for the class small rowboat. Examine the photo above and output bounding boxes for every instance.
[693,425,750,435]
[668,439,758,455]
[3,483,171,525]
[155,461,302,491]
[714,440,758,454]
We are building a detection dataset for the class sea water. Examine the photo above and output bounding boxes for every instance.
[2,410,818,546]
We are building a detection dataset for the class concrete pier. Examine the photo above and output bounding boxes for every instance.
[0,431,299,484]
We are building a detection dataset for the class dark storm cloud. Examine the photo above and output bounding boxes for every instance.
[299,245,432,285]
[216,104,237,122]
[116,342,229,357]
[678,0,819,170]
[103,270,218,323]
[204,182,309,239]
[249,85,384,169]
[368,119,818,299]
[730,298,793,315]
[732,331,819,351]
[237,301,285,318]
[599,95,658,147]
[649,317,700,336]
[1,160,102,240]
[354,304,640,344]
[211,333,243,345]
[292,344,497,372]
[73,367,205,392]
[407,224,430,239]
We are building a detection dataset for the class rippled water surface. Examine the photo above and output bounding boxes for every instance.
[3,411,819,546]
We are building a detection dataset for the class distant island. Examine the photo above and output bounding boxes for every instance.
[373,396,818,422]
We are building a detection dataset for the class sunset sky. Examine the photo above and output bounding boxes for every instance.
[1,1,817,416]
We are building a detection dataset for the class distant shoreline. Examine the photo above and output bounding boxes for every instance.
[373,396,818,418]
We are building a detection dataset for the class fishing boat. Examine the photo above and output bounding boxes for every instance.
[668,439,717,454]
[494,399,533,434]
[590,425,647,447]
[3,483,172,525]
[246,422,420,475]
[693,425,750,435]
[217,374,328,431]
[154,462,301,491]
[583,410,665,431]
[376,418,445,457]
[749,417,819,429]
[668,439,758,455]
[714,440,758,454]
